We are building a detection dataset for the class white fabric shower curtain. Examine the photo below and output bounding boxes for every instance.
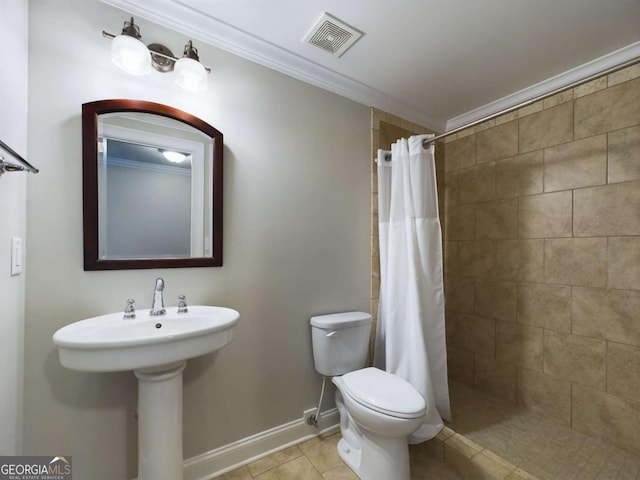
[374,134,451,443]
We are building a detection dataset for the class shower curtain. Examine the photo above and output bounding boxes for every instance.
[374,134,451,443]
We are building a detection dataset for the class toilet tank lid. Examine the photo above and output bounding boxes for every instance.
[310,311,372,329]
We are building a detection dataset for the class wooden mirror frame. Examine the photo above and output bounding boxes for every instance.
[82,99,223,270]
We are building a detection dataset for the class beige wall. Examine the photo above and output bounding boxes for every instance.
[0,0,27,455]
[443,66,640,455]
[24,1,370,478]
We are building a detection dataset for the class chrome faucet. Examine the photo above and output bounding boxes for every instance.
[149,278,166,316]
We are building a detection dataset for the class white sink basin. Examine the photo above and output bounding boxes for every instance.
[53,305,239,372]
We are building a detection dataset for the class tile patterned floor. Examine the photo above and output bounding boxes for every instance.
[216,380,640,480]
[215,430,462,480]
[448,382,640,480]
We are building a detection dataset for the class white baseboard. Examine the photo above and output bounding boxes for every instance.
[183,408,340,480]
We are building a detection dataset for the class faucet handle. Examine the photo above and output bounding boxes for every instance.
[123,298,136,319]
[177,295,188,314]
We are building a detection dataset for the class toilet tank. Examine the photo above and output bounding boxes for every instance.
[310,311,372,376]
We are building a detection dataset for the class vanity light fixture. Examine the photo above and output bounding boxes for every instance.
[103,17,211,92]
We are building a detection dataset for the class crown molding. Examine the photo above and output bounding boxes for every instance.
[99,0,446,131]
[446,41,640,131]
[99,1,639,134]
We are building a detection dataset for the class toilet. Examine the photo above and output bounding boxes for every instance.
[310,311,426,480]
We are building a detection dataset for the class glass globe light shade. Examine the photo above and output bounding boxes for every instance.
[174,57,207,93]
[111,35,151,76]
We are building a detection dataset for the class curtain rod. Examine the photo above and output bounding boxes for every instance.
[412,55,640,149]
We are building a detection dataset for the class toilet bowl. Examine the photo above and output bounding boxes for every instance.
[310,312,426,480]
[333,368,426,480]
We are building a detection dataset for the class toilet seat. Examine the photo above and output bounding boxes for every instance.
[341,367,426,419]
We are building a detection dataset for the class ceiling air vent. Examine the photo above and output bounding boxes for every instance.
[303,13,363,58]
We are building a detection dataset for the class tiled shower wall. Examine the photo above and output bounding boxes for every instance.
[443,65,640,455]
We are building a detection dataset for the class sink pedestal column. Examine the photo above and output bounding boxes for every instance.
[135,361,187,480]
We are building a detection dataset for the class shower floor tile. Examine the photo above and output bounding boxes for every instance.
[448,381,640,480]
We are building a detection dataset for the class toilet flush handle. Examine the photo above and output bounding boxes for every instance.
[326,330,338,338]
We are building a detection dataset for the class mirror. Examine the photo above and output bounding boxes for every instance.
[82,99,223,270]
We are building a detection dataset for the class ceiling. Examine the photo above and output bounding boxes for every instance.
[101,0,640,131]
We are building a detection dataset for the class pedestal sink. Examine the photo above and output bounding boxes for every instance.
[53,305,239,480]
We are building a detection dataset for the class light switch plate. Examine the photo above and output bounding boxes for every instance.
[11,237,22,276]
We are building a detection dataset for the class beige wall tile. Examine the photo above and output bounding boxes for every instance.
[608,125,640,184]
[608,63,640,87]
[519,103,573,153]
[518,368,571,425]
[445,171,458,207]
[445,135,476,172]
[477,120,519,164]
[572,287,640,347]
[544,135,607,192]
[445,204,475,240]
[379,121,414,150]
[444,241,459,277]
[447,312,496,356]
[445,276,475,314]
[608,236,640,290]
[476,199,518,239]
[459,240,496,277]
[607,342,640,401]
[475,278,517,321]
[458,163,496,204]
[518,101,543,118]
[543,331,606,389]
[370,255,379,278]
[543,90,574,109]
[574,181,640,236]
[575,77,640,139]
[457,127,476,139]
[496,239,544,282]
[447,344,475,387]
[496,321,543,371]
[475,119,496,132]
[444,133,458,144]
[474,354,517,403]
[544,238,607,287]
[573,77,608,98]
[572,384,640,456]
[517,282,571,332]
[496,151,544,199]
[371,193,378,215]
[518,191,572,238]
[496,111,519,126]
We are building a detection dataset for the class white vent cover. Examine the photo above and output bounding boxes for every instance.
[303,13,363,58]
